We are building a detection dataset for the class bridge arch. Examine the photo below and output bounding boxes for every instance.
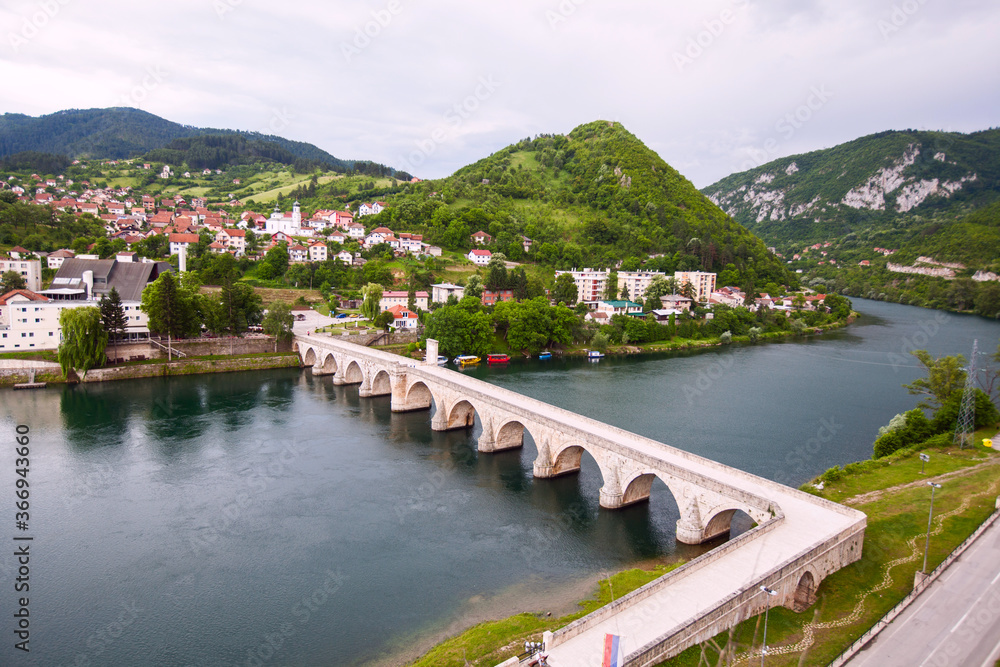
[392,378,435,413]
[319,352,337,375]
[343,360,364,385]
[494,419,527,451]
[370,369,391,396]
[445,399,479,430]
[791,569,818,612]
[303,347,317,367]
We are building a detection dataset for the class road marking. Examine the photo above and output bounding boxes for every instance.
[980,633,1000,667]
[992,569,1000,586]
[951,585,995,633]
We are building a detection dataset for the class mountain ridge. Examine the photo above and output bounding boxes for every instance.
[0,107,409,178]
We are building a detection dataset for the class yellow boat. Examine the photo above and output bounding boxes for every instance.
[453,355,481,367]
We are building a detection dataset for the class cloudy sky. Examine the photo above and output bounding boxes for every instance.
[2,0,998,187]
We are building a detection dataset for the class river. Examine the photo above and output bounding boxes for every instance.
[1,298,997,666]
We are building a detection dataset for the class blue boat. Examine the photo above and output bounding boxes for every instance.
[538,351,552,360]
[586,349,605,360]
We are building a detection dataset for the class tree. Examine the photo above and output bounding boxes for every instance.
[1,269,26,293]
[552,273,578,305]
[484,253,509,291]
[360,283,383,321]
[262,302,294,352]
[57,306,108,378]
[644,275,671,302]
[218,279,263,337]
[257,243,289,280]
[680,280,696,302]
[140,271,201,339]
[374,310,395,332]
[904,350,967,411]
[464,275,484,300]
[99,287,128,361]
[605,272,619,300]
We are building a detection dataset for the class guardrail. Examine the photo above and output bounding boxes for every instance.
[826,503,1000,667]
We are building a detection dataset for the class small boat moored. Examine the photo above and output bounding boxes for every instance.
[437,355,448,366]
[453,355,481,367]
[487,353,511,365]
[537,351,552,360]
[586,349,605,360]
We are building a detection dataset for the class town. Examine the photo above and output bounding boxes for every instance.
[0,160,849,360]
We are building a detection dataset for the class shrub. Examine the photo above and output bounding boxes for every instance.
[720,331,732,344]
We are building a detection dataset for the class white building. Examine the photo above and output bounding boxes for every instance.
[357,201,385,217]
[379,291,429,311]
[0,258,42,292]
[674,271,717,303]
[308,241,328,263]
[468,249,492,265]
[617,271,666,302]
[386,305,419,329]
[169,233,200,256]
[555,268,610,305]
[0,289,63,351]
[264,201,311,237]
[215,228,247,256]
[431,283,465,303]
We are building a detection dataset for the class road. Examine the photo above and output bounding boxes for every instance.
[846,514,1000,667]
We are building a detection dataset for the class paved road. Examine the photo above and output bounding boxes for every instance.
[846,515,1000,667]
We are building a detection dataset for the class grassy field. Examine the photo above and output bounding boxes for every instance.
[659,434,1000,666]
[409,563,683,667]
[201,285,324,306]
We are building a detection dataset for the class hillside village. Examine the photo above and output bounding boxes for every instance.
[0,144,853,361]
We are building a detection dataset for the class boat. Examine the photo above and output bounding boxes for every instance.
[537,351,552,360]
[586,349,605,360]
[486,353,510,365]
[453,355,481,367]
[437,355,448,366]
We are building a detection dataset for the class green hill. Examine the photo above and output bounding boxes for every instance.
[333,120,791,285]
[702,128,1000,258]
[0,108,410,178]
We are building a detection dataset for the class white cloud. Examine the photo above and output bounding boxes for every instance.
[1,0,998,187]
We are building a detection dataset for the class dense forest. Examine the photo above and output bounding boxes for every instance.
[0,107,410,179]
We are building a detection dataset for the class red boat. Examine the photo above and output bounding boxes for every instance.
[487,353,511,365]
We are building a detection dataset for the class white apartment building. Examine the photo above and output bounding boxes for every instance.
[617,271,666,302]
[675,271,717,303]
[554,268,610,305]
[0,258,42,292]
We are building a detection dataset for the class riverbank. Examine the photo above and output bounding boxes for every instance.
[406,433,999,667]
[0,351,302,385]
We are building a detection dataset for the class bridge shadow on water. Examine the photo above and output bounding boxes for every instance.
[305,373,752,563]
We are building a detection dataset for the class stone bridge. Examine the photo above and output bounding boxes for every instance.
[295,334,867,665]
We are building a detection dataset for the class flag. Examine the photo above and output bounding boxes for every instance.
[603,633,624,667]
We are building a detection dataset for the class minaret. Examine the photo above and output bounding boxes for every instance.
[292,200,301,229]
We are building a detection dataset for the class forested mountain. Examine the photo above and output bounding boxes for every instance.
[352,120,792,286]
[703,128,1000,253]
[0,108,409,178]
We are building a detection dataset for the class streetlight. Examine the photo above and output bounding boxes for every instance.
[923,482,942,574]
[760,585,778,667]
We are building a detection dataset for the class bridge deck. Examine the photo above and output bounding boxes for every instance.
[294,336,866,665]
